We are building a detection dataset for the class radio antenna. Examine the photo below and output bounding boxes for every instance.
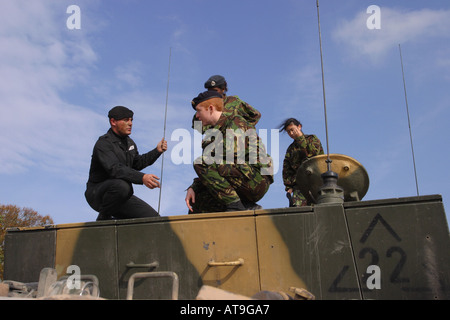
[316,0,331,171]
[158,47,172,214]
[315,0,344,204]
[399,44,419,196]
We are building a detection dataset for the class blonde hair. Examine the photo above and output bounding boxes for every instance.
[198,97,223,112]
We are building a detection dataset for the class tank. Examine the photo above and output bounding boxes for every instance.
[3,154,450,300]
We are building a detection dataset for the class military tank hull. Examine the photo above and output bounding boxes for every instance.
[4,193,450,300]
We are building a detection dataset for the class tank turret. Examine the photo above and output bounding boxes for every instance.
[296,154,370,204]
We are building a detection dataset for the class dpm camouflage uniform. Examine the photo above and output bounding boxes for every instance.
[189,109,273,214]
[192,95,261,132]
[283,134,324,207]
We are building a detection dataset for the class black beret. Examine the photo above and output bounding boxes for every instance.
[191,91,223,110]
[108,106,134,120]
[204,75,226,89]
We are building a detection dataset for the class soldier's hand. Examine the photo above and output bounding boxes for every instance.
[157,138,168,153]
[293,126,303,138]
[143,174,160,189]
[185,188,195,212]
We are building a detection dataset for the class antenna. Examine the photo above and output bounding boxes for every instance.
[158,47,172,214]
[315,0,344,204]
[315,0,333,172]
[399,44,419,196]
[316,0,331,171]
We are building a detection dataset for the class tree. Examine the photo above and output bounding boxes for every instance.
[0,204,54,280]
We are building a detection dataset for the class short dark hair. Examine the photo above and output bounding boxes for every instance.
[279,118,302,132]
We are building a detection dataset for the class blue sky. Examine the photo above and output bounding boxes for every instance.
[0,0,449,225]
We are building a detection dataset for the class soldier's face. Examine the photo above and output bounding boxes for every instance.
[195,105,213,126]
[286,123,302,140]
[210,87,225,95]
[111,117,133,137]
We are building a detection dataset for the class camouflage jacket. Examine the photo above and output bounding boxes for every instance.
[191,109,273,192]
[192,95,261,132]
[282,134,324,191]
[223,95,261,128]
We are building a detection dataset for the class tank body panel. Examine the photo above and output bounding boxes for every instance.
[4,195,450,300]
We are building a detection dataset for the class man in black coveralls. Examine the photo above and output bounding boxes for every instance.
[85,106,167,221]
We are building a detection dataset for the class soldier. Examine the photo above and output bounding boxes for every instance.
[192,75,261,132]
[85,106,168,221]
[185,91,273,213]
[280,118,324,207]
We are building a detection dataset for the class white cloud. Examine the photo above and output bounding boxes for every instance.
[114,61,145,88]
[0,0,102,178]
[333,7,450,63]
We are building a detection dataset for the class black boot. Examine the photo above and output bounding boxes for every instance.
[96,212,113,221]
[225,200,247,212]
[245,203,263,210]
[241,199,263,210]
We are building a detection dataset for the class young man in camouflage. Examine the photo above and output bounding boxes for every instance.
[192,75,261,132]
[185,91,273,213]
[280,118,324,207]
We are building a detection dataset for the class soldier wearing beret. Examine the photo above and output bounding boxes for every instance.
[85,106,167,221]
[185,91,273,213]
[280,118,324,207]
[192,75,261,132]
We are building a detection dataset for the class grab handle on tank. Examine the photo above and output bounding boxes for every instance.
[126,261,159,269]
[126,271,179,300]
[208,258,244,267]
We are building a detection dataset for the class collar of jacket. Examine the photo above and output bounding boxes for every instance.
[107,128,130,148]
